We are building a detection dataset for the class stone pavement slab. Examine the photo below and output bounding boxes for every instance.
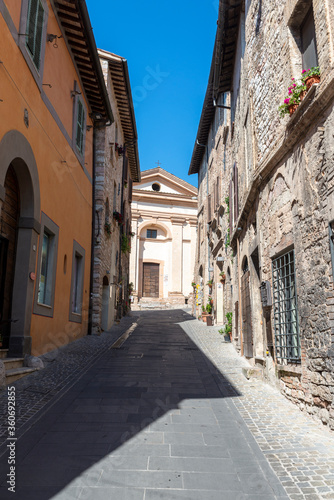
[0,309,289,499]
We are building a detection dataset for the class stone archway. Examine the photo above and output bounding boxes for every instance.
[0,131,41,356]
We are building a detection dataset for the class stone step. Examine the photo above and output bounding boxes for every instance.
[242,366,263,381]
[0,349,8,360]
[5,367,38,384]
[3,358,25,371]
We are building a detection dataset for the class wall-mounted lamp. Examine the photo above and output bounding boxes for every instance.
[47,34,62,48]
[237,227,242,232]
[90,112,103,121]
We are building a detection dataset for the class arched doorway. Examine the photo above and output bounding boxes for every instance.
[0,166,20,348]
[0,131,41,356]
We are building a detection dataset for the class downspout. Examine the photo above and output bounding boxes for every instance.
[117,147,127,320]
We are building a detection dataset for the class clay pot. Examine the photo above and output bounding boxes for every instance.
[305,75,320,91]
[289,104,299,115]
[299,90,307,101]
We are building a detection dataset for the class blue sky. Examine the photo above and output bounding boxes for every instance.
[86,0,218,187]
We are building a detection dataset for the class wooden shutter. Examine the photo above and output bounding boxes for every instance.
[27,0,44,70]
[216,176,220,208]
[241,271,253,357]
[76,100,85,153]
[123,156,129,182]
[34,2,44,69]
[129,179,133,202]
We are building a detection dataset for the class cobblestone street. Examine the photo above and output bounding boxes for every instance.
[0,310,333,499]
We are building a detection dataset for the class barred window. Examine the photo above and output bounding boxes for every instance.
[272,249,300,364]
[146,229,157,239]
[26,0,44,70]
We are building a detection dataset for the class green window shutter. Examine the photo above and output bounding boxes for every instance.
[26,0,44,70]
[76,100,85,154]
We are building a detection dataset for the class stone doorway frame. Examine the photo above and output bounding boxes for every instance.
[0,131,41,357]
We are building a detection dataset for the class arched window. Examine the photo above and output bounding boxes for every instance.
[152,183,161,192]
[242,256,249,274]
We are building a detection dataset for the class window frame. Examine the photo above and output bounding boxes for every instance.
[272,248,301,364]
[33,212,59,318]
[19,0,49,90]
[69,240,85,323]
[300,6,318,70]
[146,229,157,239]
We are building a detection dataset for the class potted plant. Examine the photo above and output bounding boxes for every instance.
[279,80,306,117]
[206,279,213,287]
[104,222,112,236]
[113,211,123,225]
[191,281,196,288]
[225,312,233,341]
[219,271,226,283]
[301,66,320,90]
[201,305,208,322]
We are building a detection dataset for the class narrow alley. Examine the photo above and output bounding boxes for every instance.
[0,311,333,500]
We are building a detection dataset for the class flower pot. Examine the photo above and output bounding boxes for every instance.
[299,90,307,101]
[305,75,320,91]
[289,103,298,115]
[206,315,213,326]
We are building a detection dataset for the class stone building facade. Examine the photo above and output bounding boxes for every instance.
[130,168,197,308]
[92,50,140,333]
[189,0,334,429]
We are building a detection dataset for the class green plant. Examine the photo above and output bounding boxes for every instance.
[225,312,233,335]
[301,66,320,83]
[225,196,229,215]
[121,234,131,254]
[206,279,213,286]
[225,228,230,250]
[206,302,212,314]
[202,305,205,312]
[218,328,224,335]
[104,222,112,236]
[191,281,196,288]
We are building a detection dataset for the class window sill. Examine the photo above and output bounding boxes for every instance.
[277,364,302,376]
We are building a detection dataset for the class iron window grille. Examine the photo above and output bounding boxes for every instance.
[272,249,301,364]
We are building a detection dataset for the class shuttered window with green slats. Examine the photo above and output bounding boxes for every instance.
[26,0,44,70]
[76,100,85,154]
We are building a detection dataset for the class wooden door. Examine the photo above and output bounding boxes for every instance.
[143,263,159,298]
[0,165,19,344]
[241,270,253,357]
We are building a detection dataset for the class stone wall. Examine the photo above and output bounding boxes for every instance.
[194,0,334,429]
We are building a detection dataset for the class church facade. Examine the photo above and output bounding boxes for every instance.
[130,168,197,307]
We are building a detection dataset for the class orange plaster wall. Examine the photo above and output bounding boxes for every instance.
[0,6,94,355]
[5,0,21,31]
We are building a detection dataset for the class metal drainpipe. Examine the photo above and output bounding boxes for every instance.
[117,147,126,320]
[88,126,97,336]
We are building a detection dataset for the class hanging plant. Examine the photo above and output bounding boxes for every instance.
[104,222,112,236]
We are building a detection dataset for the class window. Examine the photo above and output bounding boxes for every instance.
[147,229,157,239]
[34,213,59,318]
[76,99,85,154]
[69,241,85,323]
[301,7,318,70]
[26,0,44,70]
[152,183,160,192]
[272,249,300,364]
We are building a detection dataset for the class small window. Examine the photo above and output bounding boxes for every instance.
[76,100,85,154]
[69,241,85,323]
[152,183,160,192]
[301,8,318,70]
[147,229,157,239]
[26,0,44,70]
[34,213,59,318]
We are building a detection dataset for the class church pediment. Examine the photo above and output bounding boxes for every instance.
[134,167,197,197]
